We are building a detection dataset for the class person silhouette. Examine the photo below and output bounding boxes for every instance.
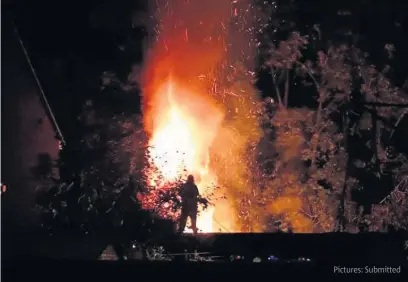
[178,175,200,235]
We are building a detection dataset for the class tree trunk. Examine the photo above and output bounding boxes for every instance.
[284,69,290,107]
[336,109,351,232]
[371,108,380,172]
[270,68,284,108]
[310,89,324,169]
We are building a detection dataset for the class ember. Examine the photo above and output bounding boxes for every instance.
[140,0,264,233]
[145,78,222,232]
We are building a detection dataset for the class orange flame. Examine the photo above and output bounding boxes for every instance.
[146,77,223,232]
[141,0,263,233]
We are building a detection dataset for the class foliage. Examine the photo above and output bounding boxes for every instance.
[35,70,149,233]
[145,246,173,261]
[259,28,408,232]
[143,245,215,261]
[368,158,408,231]
[137,157,213,227]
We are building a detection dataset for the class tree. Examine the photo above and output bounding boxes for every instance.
[34,45,160,235]
[259,29,408,232]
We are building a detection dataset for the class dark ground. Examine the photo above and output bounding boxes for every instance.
[0,261,343,281]
[2,232,408,281]
[3,230,408,261]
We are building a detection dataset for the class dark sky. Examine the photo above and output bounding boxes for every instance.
[3,0,147,136]
[4,0,408,132]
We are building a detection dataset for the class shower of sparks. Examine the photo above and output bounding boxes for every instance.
[140,0,273,233]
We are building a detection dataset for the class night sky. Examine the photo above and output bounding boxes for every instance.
[3,1,145,140]
[5,0,408,128]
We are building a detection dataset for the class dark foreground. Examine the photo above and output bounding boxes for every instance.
[3,230,408,260]
[2,231,408,281]
[3,259,408,282]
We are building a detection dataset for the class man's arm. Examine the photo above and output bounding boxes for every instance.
[197,189,209,209]
[194,184,200,198]
[179,184,186,198]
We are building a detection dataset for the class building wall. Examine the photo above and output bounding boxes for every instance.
[1,20,60,231]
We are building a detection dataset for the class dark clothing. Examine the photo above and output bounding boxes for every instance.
[178,181,200,235]
[180,182,199,206]
[179,204,198,235]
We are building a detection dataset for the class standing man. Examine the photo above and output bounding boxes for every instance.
[178,175,200,235]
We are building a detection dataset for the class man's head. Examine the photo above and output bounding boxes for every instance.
[187,175,195,183]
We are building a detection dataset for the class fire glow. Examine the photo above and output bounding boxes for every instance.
[146,78,223,232]
[140,0,262,233]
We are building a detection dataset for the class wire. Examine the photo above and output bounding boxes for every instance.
[13,24,66,146]
[213,216,231,233]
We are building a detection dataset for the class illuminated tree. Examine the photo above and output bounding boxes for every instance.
[261,29,408,232]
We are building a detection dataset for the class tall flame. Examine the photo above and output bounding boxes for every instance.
[146,77,223,232]
[141,0,263,233]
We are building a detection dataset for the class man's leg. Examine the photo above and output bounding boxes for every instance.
[178,208,188,234]
[190,210,198,236]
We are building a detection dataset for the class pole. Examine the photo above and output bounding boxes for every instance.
[13,24,66,147]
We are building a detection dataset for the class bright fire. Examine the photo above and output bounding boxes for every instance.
[140,0,262,233]
[146,77,223,232]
